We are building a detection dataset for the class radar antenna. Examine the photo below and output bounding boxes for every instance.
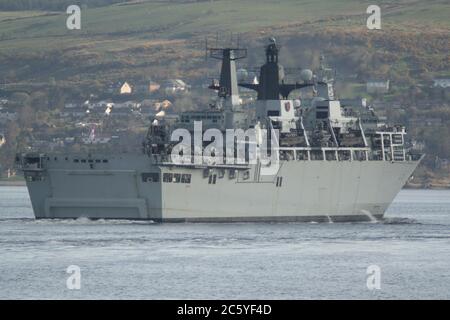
[239,38,316,100]
[205,35,247,105]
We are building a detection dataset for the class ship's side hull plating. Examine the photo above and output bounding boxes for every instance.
[23,153,419,222]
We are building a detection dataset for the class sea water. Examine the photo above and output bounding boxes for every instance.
[0,186,448,299]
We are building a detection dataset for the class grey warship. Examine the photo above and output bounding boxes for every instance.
[16,39,423,222]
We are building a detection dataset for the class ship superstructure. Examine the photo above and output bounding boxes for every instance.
[16,39,423,222]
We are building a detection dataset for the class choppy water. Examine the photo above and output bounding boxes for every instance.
[0,186,449,299]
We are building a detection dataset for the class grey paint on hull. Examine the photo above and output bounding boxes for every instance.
[24,153,420,222]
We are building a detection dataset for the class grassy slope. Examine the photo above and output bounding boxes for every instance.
[0,0,447,86]
[0,0,448,54]
[0,0,448,179]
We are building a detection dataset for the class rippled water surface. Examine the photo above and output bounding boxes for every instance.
[0,187,449,299]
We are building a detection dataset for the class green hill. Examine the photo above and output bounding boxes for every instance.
[0,0,449,180]
[0,0,449,54]
[0,0,448,86]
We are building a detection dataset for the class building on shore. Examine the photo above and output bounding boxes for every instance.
[366,80,390,94]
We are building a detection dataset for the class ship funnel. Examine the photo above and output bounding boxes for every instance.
[239,39,315,100]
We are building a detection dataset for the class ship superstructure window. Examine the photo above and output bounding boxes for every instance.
[162,172,191,183]
[276,176,283,187]
[74,158,108,164]
[142,173,159,182]
[316,106,329,119]
[163,173,173,182]
[229,169,236,179]
[181,174,191,183]
[208,174,217,184]
[180,113,223,123]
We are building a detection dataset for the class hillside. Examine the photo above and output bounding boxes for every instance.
[0,0,449,185]
[0,0,448,84]
[0,0,449,51]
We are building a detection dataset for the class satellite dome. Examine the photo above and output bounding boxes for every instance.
[294,99,301,108]
[300,69,313,81]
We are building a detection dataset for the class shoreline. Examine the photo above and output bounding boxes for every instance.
[0,180,449,189]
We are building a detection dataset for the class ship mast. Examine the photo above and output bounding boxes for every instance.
[208,46,247,107]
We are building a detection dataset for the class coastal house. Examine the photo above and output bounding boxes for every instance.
[163,79,189,94]
[119,82,133,95]
[366,80,390,94]
[154,99,172,111]
[149,81,161,93]
[135,81,161,94]
[108,81,133,95]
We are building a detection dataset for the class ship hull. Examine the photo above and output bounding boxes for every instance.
[23,153,420,222]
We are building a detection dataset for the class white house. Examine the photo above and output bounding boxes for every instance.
[163,79,189,94]
[135,81,161,94]
[366,80,390,94]
[120,82,133,94]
